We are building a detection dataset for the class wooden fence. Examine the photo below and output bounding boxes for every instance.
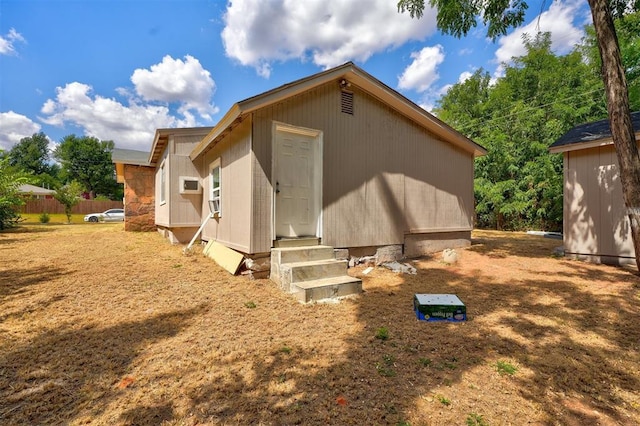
[20,199,124,215]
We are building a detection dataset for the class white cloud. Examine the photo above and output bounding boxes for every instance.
[0,111,41,151]
[494,0,586,65]
[458,71,473,83]
[418,100,435,112]
[131,55,218,120]
[0,28,26,55]
[38,55,218,150]
[398,45,445,93]
[40,82,197,151]
[221,0,437,77]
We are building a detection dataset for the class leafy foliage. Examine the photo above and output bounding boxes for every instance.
[398,0,528,39]
[7,132,60,189]
[53,135,121,200]
[582,11,640,110]
[54,181,83,223]
[0,157,28,230]
[436,33,606,230]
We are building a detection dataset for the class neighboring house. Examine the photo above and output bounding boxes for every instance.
[18,184,55,199]
[114,62,486,301]
[549,111,640,265]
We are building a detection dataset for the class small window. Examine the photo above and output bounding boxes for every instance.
[160,161,166,205]
[209,159,221,216]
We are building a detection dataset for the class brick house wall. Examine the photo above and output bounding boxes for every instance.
[123,164,155,231]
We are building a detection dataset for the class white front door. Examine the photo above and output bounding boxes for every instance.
[274,124,322,239]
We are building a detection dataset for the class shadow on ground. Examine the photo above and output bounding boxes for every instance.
[2,228,639,425]
[0,304,208,423]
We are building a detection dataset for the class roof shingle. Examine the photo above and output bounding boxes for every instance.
[550,111,640,150]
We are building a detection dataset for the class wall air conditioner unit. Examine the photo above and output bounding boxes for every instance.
[179,176,202,194]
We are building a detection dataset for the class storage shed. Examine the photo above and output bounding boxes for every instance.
[549,111,640,265]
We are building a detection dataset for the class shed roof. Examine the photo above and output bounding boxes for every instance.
[549,111,640,153]
[190,62,487,160]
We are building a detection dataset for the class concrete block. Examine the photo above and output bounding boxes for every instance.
[375,245,403,265]
[244,256,271,272]
[334,248,350,261]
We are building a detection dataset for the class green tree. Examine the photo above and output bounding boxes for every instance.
[53,135,119,199]
[8,132,61,189]
[436,34,604,230]
[583,11,640,110]
[399,0,640,270]
[0,157,28,230]
[54,181,83,223]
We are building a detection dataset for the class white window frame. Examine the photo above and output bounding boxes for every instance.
[209,158,221,217]
[159,160,166,205]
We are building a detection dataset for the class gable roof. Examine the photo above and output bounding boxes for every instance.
[190,62,487,160]
[148,127,214,165]
[549,111,640,153]
[18,184,56,196]
[112,148,151,166]
[111,148,152,184]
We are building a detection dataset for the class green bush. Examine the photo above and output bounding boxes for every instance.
[39,212,50,223]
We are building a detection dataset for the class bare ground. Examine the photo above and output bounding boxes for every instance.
[1,224,639,425]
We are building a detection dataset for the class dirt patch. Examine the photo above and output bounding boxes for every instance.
[1,225,639,425]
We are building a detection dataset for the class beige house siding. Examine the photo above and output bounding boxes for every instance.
[564,145,634,264]
[250,131,272,253]
[201,118,253,253]
[250,81,475,251]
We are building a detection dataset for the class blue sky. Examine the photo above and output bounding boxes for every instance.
[0,0,591,152]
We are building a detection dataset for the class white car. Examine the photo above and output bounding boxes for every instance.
[84,208,125,223]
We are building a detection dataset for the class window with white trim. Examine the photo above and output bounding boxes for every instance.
[209,159,221,216]
[159,161,166,205]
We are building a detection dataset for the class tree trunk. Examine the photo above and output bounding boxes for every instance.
[588,0,640,271]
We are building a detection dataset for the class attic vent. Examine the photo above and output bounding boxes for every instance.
[341,91,354,115]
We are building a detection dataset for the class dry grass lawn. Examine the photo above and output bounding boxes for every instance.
[1,224,639,425]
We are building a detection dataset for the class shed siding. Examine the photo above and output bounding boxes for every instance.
[201,119,253,253]
[251,81,475,250]
[564,145,633,263]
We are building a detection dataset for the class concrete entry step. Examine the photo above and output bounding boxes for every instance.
[270,243,362,303]
[272,245,335,264]
[273,237,320,248]
[280,259,348,290]
[292,275,363,303]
